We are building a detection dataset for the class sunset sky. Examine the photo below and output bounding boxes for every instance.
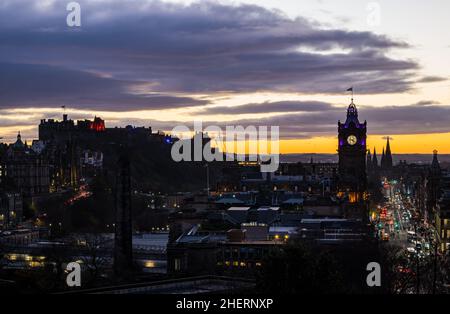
[1,0,449,153]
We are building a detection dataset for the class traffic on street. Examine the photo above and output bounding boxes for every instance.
[372,179,448,293]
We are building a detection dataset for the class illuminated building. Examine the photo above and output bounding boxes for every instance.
[337,100,368,221]
[90,116,106,132]
[39,114,107,142]
[436,190,450,253]
[426,150,441,222]
[0,192,23,228]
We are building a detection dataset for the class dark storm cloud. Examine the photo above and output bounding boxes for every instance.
[230,102,450,138]
[417,76,448,83]
[203,101,336,114]
[0,62,208,110]
[412,100,440,106]
[7,99,448,141]
[0,0,419,111]
[147,100,450,139]
[201,99,450,138]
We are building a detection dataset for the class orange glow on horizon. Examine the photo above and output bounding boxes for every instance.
[3,124,450,154]
[216,133,450,154]
[278,133,450,154]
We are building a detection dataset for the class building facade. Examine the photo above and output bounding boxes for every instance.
[0,133,50,197]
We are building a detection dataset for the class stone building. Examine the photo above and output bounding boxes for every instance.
[0,133,49,197]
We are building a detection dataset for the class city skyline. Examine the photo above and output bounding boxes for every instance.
[1,1,450,296]
[1,0,450,153]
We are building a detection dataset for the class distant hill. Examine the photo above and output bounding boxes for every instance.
[280,153,450,165]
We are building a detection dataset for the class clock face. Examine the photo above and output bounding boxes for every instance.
[347,135,357,145]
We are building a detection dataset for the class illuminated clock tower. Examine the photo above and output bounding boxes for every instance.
[337,100,367,204]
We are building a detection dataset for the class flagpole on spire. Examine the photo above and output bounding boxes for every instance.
[346,87,354,103]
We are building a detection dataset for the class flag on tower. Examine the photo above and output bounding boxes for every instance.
[347,87,354,102]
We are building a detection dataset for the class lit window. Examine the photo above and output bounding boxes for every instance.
[145,261,156,268]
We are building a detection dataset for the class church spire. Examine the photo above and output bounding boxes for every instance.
[384,137,393,169]
[372,147,378,168]
[366,149,372,172]
[431,149,441,174]
[13,131,24,148]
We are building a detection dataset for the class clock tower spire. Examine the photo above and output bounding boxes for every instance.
[337,99,368,212]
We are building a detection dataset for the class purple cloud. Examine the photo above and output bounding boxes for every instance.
[0,0,419,112]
